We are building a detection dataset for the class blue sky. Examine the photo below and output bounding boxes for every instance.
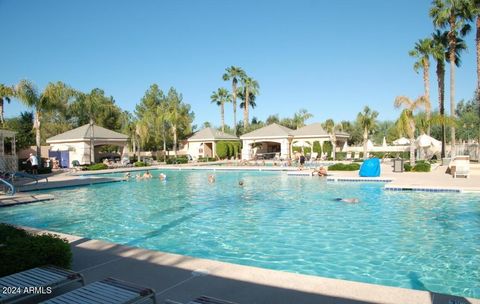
[0,0,477,128]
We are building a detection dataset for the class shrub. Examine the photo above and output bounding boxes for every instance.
[0,224,72,277]
[336,152,347,160]
[322,141,333,157]
[134,161,148,167]
[216,141,228,159]
[413,161,431,172]
[292,146,302,153]
[328,163,360,171]
[404,163,412,172]
[198,157,215,162]
[312,141,322,154]
[165,156,188,164]
[86,163,108,170]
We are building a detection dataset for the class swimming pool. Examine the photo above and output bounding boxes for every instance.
[0,170,478,298]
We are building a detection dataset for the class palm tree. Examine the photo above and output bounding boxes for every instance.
[210,88,232,133]
[15,80,74,158]
[222,66,246,135]
[356,106,379,160]
[431,30,467,157]
[409,38,433,135]
[135,119,149,161]
[238,76,259,129]
[0,84,15,125]
[324,119,337,160]
[292,109,313,129]
[120,111,137,160]
[394,96,427,165]
[430,0,472,155]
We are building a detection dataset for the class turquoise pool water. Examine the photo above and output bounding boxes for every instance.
[0,170,479,298]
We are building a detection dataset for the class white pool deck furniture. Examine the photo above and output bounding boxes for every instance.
[450,155,470,178]
[0,265,84,304]
[40,277,156,304]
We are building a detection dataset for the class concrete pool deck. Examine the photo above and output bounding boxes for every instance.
[17,226,480,304]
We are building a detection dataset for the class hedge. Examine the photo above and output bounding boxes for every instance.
[216,141,228,159]
[87,163,108,170]
[312,141,322,154]
[165,156,188,164]
[134,161,148,167]
[413,161,431,172]
[335,152,347,160]
[328,163,360,171]
[0,224,72,276]
[198,157,215,162]
[322,141,333,157]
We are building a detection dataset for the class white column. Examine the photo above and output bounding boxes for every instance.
[241,140,252,160]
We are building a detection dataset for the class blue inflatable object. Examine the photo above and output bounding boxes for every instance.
[359,158,381,177]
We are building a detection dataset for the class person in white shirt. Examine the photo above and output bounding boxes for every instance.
[28,153,38,175]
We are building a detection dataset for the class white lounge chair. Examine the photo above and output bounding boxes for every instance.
[40,277,156,304]
[450,155,470,178]
[0,265,84,304]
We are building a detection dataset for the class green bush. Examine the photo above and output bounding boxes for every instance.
[216,141,228,159]
[198,157,215,162]
[312,141,322,154]
[134,161,148,167]
[322,141,333,157]
[336,152,347,160]
[86,163,108,170]
[413,161,431,172]
[328,163,361,171]
[404,163,412,172]
[292,146,301,153]
[0,224,72,277]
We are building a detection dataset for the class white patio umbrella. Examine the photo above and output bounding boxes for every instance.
[416,134,441,148]
[292,140,311,148]
[342,141,348,151]
[393,137,410,145]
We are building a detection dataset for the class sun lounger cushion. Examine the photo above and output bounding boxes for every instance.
[189,296,238,304]
[0,266,84,304]
[40,277,155,304]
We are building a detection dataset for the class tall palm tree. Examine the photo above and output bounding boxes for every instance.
[239,76,259,129]
[430,0,472,156]
[222,66,245,135]
[409,38,433,135]
[210,88,232,133]
[324,118,337,160]
[292,109,313,129]
[0,84,15,125]
[356,106,379,160]
[394,96,427,165]
[431,30,467,157]
[120,111,137,160]
[15,80,74,159]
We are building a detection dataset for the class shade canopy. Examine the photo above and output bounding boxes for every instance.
[416,134,441,148]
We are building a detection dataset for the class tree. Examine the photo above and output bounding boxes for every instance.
[356,106,379,159]
[431,29,467,157]
[394,96,427,165]
[4,112,34,150]
[292,109,313,129]
[165,87,194,157]
[15,80,75,158]
[210,88,231,133]
[266,114,280,125]
[0,84,15,125]
[135,84,166,151]
[409,38,433,135]
[238,76,259,129]
[120,111,137,159]
[324,119,337,160]
[223,66,246,135]
[430,0,472,155]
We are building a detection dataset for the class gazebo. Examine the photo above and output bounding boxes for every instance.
[240,123,294,160]
[46,124,128,167]
[186,127,240,159]
[291,123,349,157]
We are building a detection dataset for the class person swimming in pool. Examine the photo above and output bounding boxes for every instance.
[239,180,244,186]
[124,172,131,179]
[143,170,152,179]
[208,174,215,183]
[334,198,359,204]
[159,173,167,181]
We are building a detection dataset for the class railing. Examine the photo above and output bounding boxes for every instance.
[0,178,16,196]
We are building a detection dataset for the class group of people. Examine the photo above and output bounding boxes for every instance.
[124,170,166,181]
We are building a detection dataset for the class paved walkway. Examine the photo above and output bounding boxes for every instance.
[20,226,480,304]
[0,193,54,207]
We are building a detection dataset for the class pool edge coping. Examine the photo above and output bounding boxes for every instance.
[8,224,480,304]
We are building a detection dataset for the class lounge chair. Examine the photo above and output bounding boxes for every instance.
[166,295,238,304]
[0,265,84,304]
[40,277,156,304]
[450,155,470,178]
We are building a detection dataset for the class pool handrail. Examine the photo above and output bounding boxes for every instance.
[13,171,48,184]
[0,177,15,195]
